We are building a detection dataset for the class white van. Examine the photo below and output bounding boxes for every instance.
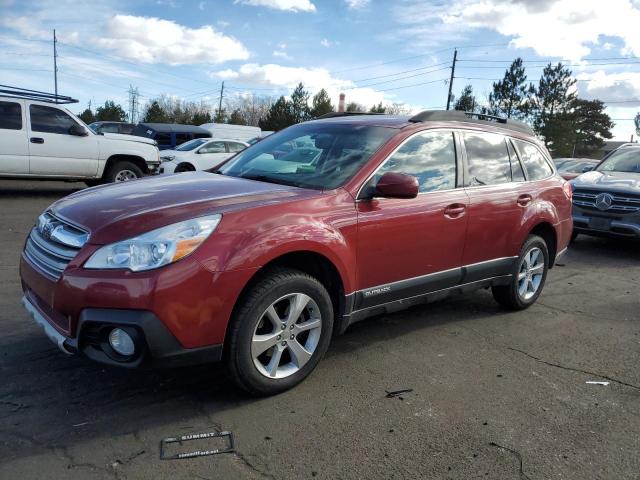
[199,123,261,142]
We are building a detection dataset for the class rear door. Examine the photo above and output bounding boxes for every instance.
[27,103,99,177]
[0,99,29,174]
[355,129,469,308]
[460,131,532,270]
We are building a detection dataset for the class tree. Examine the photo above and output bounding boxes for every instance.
[95,100,127,122]
[78,108,95,124]
[311,89,334,117]
[228,109,247,125]
[345,102,366,112]
[487,58,531,119]
[454,85,477,112]
[290,83,311,123]
[190,110,213,125]
[223,94,275,127]
[259,96,295,131]
[634,112,640,137]
[142,100,169,123]
[369,102,385,113]
[569,99,614,157]
[385,103,413,115]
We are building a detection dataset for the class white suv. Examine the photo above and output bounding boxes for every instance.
[0,96,160,184]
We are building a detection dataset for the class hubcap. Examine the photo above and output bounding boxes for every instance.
[251,293,322,379]
[114,170,138,182]
[517,247,545,301]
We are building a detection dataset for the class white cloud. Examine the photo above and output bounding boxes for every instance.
[396,0,640,60]
[217,20,230,27]
[320,38,340,47]
[234,0,316,12]
[273,50,291,59]
[98,15,250,65]
[344,0,370,9]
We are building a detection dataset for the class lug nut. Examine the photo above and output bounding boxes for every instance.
[281,341,287,346]
[277,335,281,340]
[290,334,295,340]
[281,324,286,330]
[290,325,294,330]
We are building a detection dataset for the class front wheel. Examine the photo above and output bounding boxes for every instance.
[105,161,143,183]
[492,235,549,310]
[225,268,334,396]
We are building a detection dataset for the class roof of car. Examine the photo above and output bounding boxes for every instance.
[307,114,412,128]
[136,123,211,134]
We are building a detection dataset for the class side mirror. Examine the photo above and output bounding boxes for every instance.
[582,166,594,173]
[374,172,419,199]
[69,124,88,136]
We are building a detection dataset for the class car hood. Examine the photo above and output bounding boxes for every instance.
[101,133,156,146]
[49,172,319,244]
[160,149,191,158]
[571,170,640,193]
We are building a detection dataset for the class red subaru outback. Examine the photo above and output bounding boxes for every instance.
[20,111,572,395]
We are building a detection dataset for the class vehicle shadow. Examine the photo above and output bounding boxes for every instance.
[0,182,85,199]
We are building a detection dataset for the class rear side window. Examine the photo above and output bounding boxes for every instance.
[514,140,553,180]
[507,140,526,182]
[119,124,134,134]
[463,132,511,186]
[199,141,226,154]
[375,130,457,193]
[227,141,246,153]
[29,105,78,134]
[100,124,119,133]
[0,101,22,130]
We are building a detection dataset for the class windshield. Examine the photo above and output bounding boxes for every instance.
[218,123,395,189]
[597,149,640,173]
[176,138,209,151]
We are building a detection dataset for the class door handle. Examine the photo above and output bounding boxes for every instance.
[517,194,533,207]
[30,137,44,144]
[444,203,466,218]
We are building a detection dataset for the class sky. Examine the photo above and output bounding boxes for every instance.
[1,0,640,140]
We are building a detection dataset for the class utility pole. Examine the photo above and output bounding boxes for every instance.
[53,29,58,100]
[128,85,140,123]
[446,49,457,110]
[216,81,225,123]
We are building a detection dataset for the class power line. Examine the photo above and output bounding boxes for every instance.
[376,77,450,92]
[350,61,452,83]
[354,66,451,89]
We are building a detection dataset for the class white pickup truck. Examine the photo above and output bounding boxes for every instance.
[0,95,160,184]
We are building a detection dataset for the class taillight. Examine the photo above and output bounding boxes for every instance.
[562,181,573,200]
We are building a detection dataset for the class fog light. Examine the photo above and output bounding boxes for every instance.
[108,328,135,356]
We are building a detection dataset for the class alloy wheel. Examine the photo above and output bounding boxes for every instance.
[114,170,138,182]
[251,293,322,379]
[517,247,545,301]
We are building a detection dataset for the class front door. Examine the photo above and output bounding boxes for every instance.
[195,140,231,170]
[0,100,29,174]
[27,103,99,177]
[356,129,469,309]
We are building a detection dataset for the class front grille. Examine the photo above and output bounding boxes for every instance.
[23,212,88,280]
[573,189,640,214]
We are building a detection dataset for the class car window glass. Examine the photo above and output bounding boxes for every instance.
[29,104,79,135]
[0,101,22,130]
[507,139,525,182]
[155,133,172,146]
[514,140,553,180]
[374,130,457,193]
[119,124,134,134]
[227,142,246,153]
[597,149,640,173]
[175,133,191,145]
[101,124,119,133]
[464,132,511,186]
[199,141,226,154]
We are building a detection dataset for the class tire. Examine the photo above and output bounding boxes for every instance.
[104,161,144,183]
[225,267,334,396]
[174,163,195,173]
[492,234,549,310]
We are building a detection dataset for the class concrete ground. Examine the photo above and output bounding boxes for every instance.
[0,179,638,480]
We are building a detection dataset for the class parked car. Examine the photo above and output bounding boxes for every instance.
[19,110,572,396]
[0,88,160,184]
[88,121,136,135]
[131,123,211,150]
[553,158,599,180]
[571,144,640,240]
[158,138,249,174]
[199,122,261,142]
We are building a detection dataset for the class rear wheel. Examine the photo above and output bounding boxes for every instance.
[105,161,143,183]
[175,163,196,173]
[225,268,334,396]
[492,235,549,310]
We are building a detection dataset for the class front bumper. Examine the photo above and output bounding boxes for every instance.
[573,211,640,239]
[157,160,179,175]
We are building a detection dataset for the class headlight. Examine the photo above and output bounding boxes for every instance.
[161,155,175,162]
[84,214,221,271]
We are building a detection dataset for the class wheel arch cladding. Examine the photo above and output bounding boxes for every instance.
[106,155,148,174]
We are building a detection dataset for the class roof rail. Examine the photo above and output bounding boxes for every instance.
[408,110,534,136]
[0,85,78,104]
[316,111,385,119]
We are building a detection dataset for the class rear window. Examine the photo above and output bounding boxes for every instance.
[514,140,553,180]
[0,101,22,130]
[463,132,511,186]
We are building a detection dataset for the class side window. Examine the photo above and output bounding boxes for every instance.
[463,132,511,186]
[199,141,226,154]
[155,133,172,147]
[119,124,134,134]
[514,140,553,180]
[175,133,191,145]
[374,130,457,193]
[0,101,22,130]
[507,139,525,182]
[100,124,119,133]
[227,142,246,153]
[29,105,79,135]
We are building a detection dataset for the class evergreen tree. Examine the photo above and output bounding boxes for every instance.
[78,108,95,124]
[369,102,386,113]
[345,102,366,112]
[311,89,334,117]
[454,85,477,112]
[488,58,530,119]
[228,109,247,125]
[259,96,295,131]
[568,99,614,157]
[290,83,311,123]
[95,100,128,121]
[190,110,212,125]
[143,100,169,123]
[634,112,640,137]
